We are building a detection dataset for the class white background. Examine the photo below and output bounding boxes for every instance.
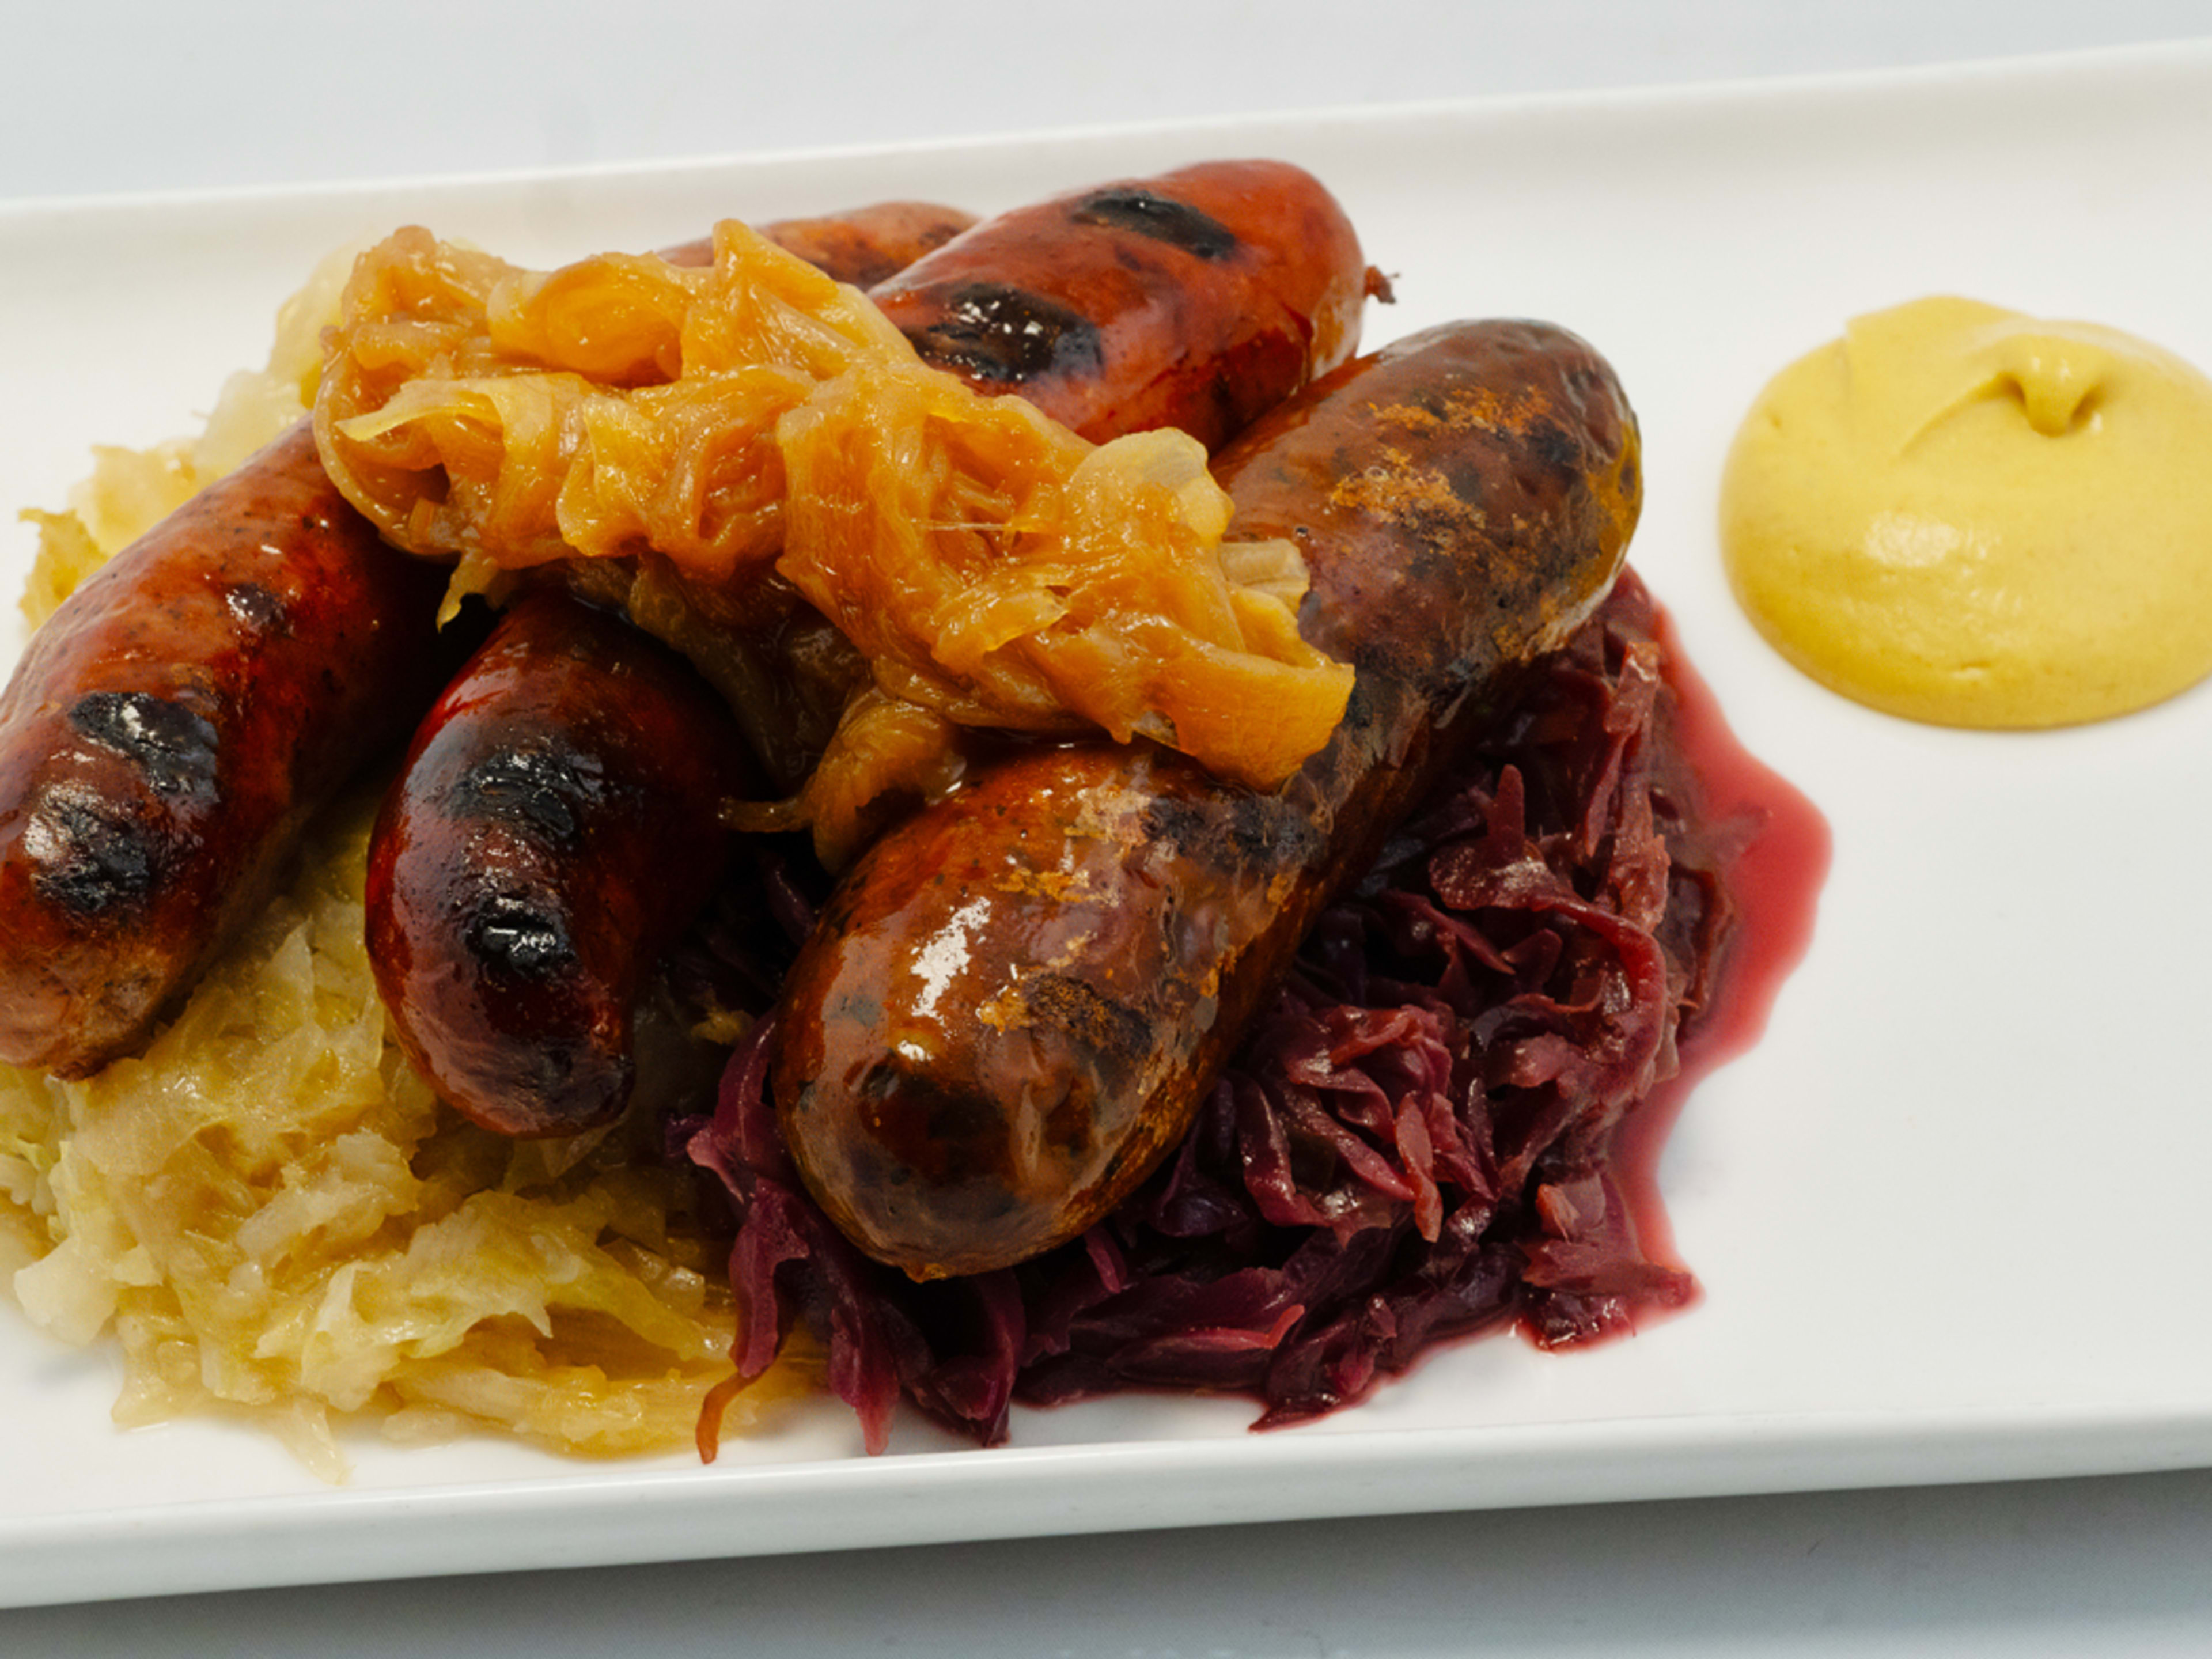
[5,1,2209,203]
[9,3,2212,1653]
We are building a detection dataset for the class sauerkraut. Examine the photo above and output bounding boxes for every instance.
[313,223,1354,825]
[2,259,814,1479]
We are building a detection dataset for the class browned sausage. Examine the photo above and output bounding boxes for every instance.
[365,588,752,1137]
[0,422,450,1078]
[870,159,1377,450]
[770,320,1643,1278]
[658,200,979,283]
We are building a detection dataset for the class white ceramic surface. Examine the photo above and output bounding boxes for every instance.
[3,38,2211,1611]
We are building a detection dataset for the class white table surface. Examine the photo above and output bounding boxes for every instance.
[8,3,2212,1652]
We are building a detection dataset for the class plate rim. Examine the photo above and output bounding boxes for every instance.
[5,35,2212,1608]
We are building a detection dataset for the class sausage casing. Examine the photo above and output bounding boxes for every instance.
[771,321,1643,1278]
[366,590,749,1137]
[870,159,1374,449]
[0,423,449,1077]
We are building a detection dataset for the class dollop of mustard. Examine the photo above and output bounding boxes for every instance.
[1720,296,2212,727]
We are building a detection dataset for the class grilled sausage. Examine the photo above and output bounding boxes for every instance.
[771,320,1643,1278]
[366,589,751,1137]
[658,200,979,284]
[871,158,1378,449]
[0,422,449,1077]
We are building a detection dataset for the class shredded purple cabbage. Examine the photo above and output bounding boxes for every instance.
[681,571,1743,1453]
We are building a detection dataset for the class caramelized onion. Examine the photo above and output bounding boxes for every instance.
[314,222,1354,828]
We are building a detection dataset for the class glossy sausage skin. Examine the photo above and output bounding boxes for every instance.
[658,200,979,285]
[771,321,1643,1278]
[870,159,1376,449]
[0,422,449,1077]
[366,589,750,1137]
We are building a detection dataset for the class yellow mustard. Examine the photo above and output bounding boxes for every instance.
[1720,295,2212,727]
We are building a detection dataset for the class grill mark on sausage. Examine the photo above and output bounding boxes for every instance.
[67,691,221,800]
[1068,189,1240,260]
[449,744,609,850]
[25,789,163,917]
[462,891,579,980]
[900,282,1105,385]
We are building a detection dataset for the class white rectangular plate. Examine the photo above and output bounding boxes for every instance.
[5,40,2212,1611]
